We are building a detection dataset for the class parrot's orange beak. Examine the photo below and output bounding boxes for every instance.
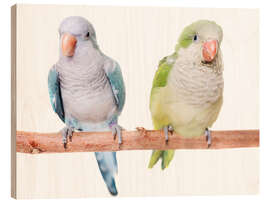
[202,40,218,62]
[61,33,77,57]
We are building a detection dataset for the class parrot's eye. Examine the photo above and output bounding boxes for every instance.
[193,35,198,41]
[86,32,90,38]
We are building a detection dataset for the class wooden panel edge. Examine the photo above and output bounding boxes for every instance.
[11,4,17,199]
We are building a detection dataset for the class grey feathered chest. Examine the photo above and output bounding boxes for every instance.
[168,44,224,108]
[56,55,117,123]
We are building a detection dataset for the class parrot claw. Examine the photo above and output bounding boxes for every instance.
[205,128,211,148]
[163,125,174,144]
[111,124,123,146]
[61,126,74,149]
[168,125,174,132]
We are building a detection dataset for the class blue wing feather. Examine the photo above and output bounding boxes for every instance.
[105,61,126,115]
[97,58,124,196]
[48,66,65,123]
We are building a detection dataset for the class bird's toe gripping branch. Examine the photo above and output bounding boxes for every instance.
[205,128,212,148]
[163,125,174,144]
[61,126,74,149]
[111,124,123,146]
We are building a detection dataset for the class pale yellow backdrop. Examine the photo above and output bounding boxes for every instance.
[15,5,259,198]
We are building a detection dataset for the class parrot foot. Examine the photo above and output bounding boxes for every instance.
[205,128,211,148]
[164,125,174,144]
[61,126,74,149]
[111,124,123,147]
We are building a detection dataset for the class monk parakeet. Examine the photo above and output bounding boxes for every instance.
[48,16,125,195]
[148,20,224,169]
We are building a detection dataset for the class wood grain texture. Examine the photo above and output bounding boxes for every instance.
[16,129,259,153]
[14,5,259,198]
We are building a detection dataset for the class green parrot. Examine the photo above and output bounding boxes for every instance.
[148,20,224,170]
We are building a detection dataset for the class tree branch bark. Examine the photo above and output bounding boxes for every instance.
[16,129,259,154]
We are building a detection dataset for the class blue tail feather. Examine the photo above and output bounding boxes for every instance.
[95,152,118,196]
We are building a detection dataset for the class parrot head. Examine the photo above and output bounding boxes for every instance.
[175,20,223,66]
[58,16,98,58]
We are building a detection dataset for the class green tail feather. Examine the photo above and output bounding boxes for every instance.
[148,150,175,170]
[148,150,163,168]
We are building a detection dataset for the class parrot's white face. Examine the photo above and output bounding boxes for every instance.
[192,23,222,67]
[179,22,223,70]
[58,16,98,59]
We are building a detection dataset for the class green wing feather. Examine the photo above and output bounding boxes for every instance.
[149,53,177,170]
[150,53,177,128]
[151,53,177,89]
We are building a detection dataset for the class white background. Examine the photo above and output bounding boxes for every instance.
[1,0,269,202]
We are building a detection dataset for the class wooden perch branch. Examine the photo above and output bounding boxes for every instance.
[16,129,259,154]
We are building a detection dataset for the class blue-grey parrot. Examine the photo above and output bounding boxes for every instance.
[48,16,125,196]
